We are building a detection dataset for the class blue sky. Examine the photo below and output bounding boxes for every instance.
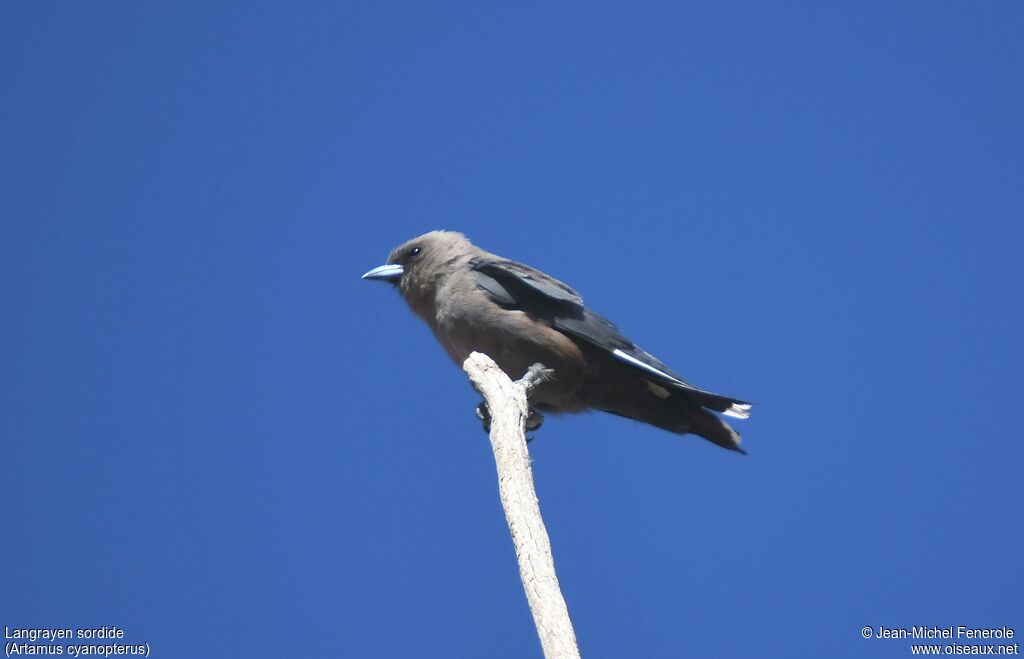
[2,2,1021,657]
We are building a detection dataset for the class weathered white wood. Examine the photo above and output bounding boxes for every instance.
[463,352,581,659]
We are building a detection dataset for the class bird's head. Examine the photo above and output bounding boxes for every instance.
[362,230,475,309]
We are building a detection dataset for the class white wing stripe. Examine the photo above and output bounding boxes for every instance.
[613,349,752,419]
[611,349,686,386]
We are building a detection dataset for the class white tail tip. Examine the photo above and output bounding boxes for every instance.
[724,403,752,419]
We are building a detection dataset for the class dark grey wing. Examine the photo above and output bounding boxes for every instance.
[470,258,583,308]
[561,311,751,417]
[469,258,751,418]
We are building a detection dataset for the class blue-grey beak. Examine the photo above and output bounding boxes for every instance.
[361,263,404,283]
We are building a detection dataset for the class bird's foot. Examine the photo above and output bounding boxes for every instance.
[476,401,543,440]
[525,407,544,444]
[526,407,544,432]
[475,401,491,433]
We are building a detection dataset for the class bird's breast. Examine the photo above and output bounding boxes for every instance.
[432,304,588,411]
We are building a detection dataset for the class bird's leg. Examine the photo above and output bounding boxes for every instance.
[478,400,543,439]
[475,401,492,433]
[518,363,553,443]
[476,364,553,438]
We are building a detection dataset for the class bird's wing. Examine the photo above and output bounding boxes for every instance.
[469,258,751,418]
[470,258,583,307]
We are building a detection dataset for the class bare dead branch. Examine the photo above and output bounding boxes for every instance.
[463,352,580,659]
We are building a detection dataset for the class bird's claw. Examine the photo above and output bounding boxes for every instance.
[476,401,492,433]
[526,408,544,432]
[525,408,543,444]
[476,401,543,439]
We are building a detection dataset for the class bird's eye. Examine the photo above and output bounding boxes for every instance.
[407,247,421,258]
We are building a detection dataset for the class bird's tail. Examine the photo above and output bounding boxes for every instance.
[600,385,748,453]
[684,406,746,454]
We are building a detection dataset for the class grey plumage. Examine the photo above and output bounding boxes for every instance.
[363,230,752,453]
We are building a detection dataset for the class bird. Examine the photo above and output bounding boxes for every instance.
[362,231,752,453]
